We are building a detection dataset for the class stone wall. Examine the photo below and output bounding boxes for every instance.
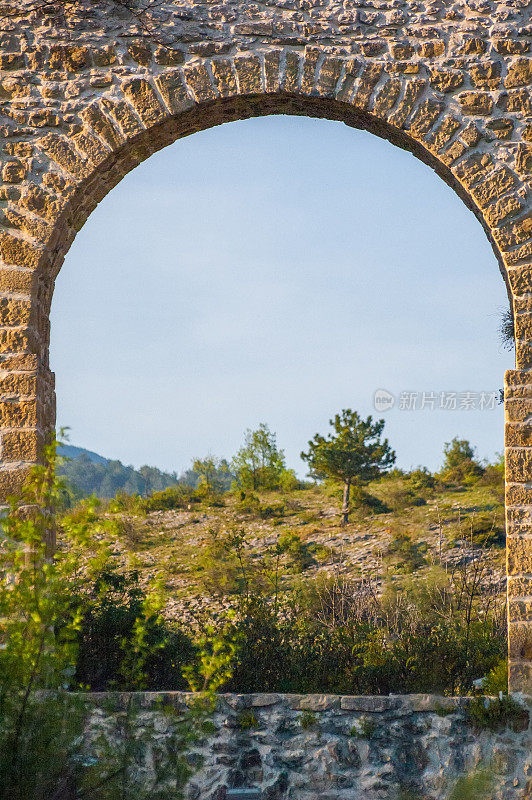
[1,0,532,691]
[83,691,532,800]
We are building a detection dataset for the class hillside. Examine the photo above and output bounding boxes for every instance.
[81,471,506,629]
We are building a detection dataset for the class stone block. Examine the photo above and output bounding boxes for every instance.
[508,661,532,695]
[292,695,340,711]
[0,268,33,293]
[351,63,383,110]
[0,465,29,496]
[282,51,301,93]
[390,42,414,60]
[505,370,532,387]
[428,68,463,93]
[1,429,40,461]
[515,314,532,344]
[211,59,237,97]
[494,39,530,55]
[2,159,26,183]
[509,599,532,623]
[155,71,193,115]
[250,694,282,707]
[81,103,124,149]
[72,130,111,167]
[470,61,502,90]
[0,373,38,399]
[471,166,517,208]
[485,193,524,227]
[300,47,320,95]
[458,91,494,115]
[122,78,167,126]
[19,185,61,222]
[495,214,532,252]
[509,623,532,660]
[418,40,445,57]
[372,78,401,118]
[497,89,532,115]
[336,59,361,102]
[507,534,532,574]
[408,98,443,139]
[264,50,281,93]
[340,696,399,712]
[183,63,217,102]
[3,208,50,242]
[505,59,532,89]
[0,233,41,270]
[506,422,532,447]
[400,694,460,712]
[38,133,90,180]
[234,55,263,95]
[103,98,145,138]
[516,145,532,175]
[0,299,31,327]
[507,505,532,525]
[426,116,461,153]
[316,56,343,98]
[0,400,38,428]
[508,266,532,297]
[454,153,494,188]
[508,575,532,597]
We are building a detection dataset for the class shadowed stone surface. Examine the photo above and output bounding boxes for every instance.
[81,691,532,799]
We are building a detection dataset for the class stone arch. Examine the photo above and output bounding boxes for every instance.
[1,3,531,693]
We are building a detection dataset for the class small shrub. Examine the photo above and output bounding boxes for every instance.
[408,467,435,491]
[466,694,529,732]
[107,490,147,515]
[237,492,261,515]
[351,716,377,739]
[482,659,508,695]
[144,485,201,511]
[259,501,285,519]
[300,710,318,729]
[384,533,428,572]
[237,711,259,730]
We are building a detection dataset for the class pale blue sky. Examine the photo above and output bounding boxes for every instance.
[50,115,511,475]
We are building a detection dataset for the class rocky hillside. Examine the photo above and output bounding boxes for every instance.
[85,471,506,630]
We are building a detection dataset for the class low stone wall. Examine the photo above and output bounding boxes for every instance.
[83,692,532,800]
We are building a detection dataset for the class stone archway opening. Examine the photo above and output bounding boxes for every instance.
[1,8,532,692]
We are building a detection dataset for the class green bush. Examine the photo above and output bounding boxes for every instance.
[300,710,318,729]
[384,533,428,572]
[467,694,529,731]
[143,485,201,511]
[0,436,235,800]
[439,438,484,485]
[408,467,435,491]
[74,569,196,691]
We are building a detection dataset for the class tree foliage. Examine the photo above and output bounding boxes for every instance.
[440,437,484,484]
[0,435,234,799]
[301,409,396,523]
[231,423,286,491]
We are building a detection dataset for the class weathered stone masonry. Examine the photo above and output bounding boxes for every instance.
[82,691,532,799]
[1,0,532,692]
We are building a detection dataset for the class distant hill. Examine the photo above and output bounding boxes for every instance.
[57,445,181,499]
[58,444,110,466]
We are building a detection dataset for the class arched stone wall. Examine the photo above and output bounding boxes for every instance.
[1,0,531,693]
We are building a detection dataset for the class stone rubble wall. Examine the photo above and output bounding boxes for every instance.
[83,691,532,800]
[1,0,532,691]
